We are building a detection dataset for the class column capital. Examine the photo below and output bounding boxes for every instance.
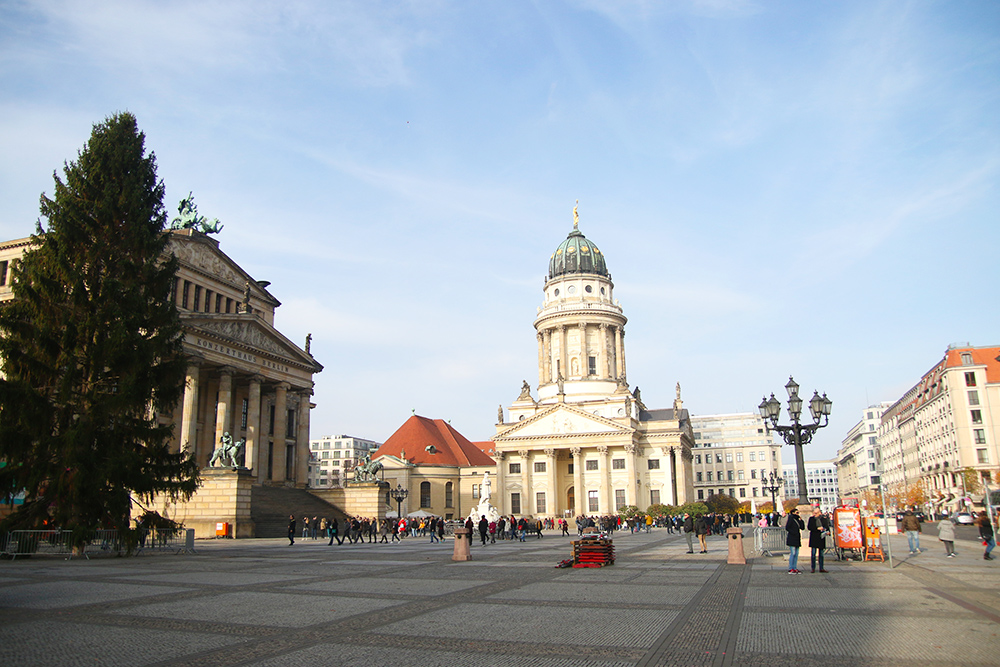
[570,446,582,457]
[216,365,236,377]
[275,381,291,392]
[495,451,505,461]
[248,374,265,385]
[624,444,637,454]
[597,445,609,455]
[544,448,556,458]
[518,449,530,459]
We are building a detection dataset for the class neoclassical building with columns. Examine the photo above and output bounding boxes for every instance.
[491,214,695,517]
[1,228,322,490]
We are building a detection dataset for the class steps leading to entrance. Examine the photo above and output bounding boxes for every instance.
[250,485,348,538]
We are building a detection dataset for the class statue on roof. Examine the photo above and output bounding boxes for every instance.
[518,380,532,400]
[170,193,223,234]
[305,333,312,355]
[497,404,504,424]
[573,199,579,229]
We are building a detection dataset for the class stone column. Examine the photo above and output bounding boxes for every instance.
[180,362,200,457]
[614,327,623,378]
[273,382,290,481]
[199,377,219,467]
[624,443,638,507]
[599,324,609,379]
[294,390,312,488]
[578,323,587,377]
[214,367,234,447]
[559,326,568,382]
[619,328,627,380]
[598,445,611,514]
[518,449,531,515]
[571,446,583,516]
[245,376,263,477]
[537,332,545,386]
[545,448,558,516]
[495,452,506,515]
[543,329,552,383]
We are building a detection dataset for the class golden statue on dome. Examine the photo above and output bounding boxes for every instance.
[573,200,579,229]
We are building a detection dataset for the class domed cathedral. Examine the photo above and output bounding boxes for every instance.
[492,204,695,518]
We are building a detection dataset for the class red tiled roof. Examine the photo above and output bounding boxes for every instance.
[944,346,1000,384]
[373,415,496,467]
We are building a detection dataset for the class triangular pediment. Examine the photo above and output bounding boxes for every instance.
[183,314,322,372]
[167,231,278,306]
[496,404,632,441]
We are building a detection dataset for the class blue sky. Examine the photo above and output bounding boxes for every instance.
[2,1,998,460]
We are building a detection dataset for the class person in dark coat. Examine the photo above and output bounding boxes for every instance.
[478,515,489,545]
[683,513,695,553]
[807,507,830,573]
[978,511,996,560]
[785,508,804,573]
[287,515,296,546]
[327,517,341,545]
[694,514,709,553]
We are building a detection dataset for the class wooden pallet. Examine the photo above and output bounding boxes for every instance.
[571,538,615,567]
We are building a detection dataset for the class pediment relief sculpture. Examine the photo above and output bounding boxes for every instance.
[171,240,243,286]
[196,320,288,357]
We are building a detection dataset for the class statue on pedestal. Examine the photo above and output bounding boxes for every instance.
[209,432,245,468]
[469,471,500,523]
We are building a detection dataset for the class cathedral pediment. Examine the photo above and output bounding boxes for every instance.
[496,404,632,441]
[167,231,278,306]
[183,315,322,372]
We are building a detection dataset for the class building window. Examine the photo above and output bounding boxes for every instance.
[536,492,546,514]
[749,452,756,462]
[181,281,190,309]
[509,463,521,474]
[0,260,8,286]
[716,453,723,463]
[286,409,295,438]
[420,481,431,508]
[706,471,713,481]
[647,459,660,470]
[203,289,212,312]
[445,482,453,507]
[736,452,743,462]
[726,453,733,463]
[752,487,758,497]
[268,405,275,436]
[511,493,521,514]
[612,458,625,470]
[568,463,574,474]
[588,490,599,512]
[650,489,660,505]
[961,352,974,365]
[972,410,983,424]
[193,285,202,311]
[976,449,989,464]
[969,391,980,406]
[708,489,714,497]
[965,372,977,387]
[695,454,702,464]
[697,472,703,482]
[727,470,734,481]
[614,489,626,510]
[472,484,480,499]
[751,470,757,479]
[241,398,248,429]
[975,429,987,444]
[738,470,745,481]
[585,460,598,471]
[697,489,704,500]
[588,356,597,376]
[534,461,546,473]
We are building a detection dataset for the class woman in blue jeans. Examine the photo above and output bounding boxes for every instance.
[978,511,996,561]
[785,508,804,574]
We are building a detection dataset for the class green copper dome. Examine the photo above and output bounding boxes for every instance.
[548,227,608,279]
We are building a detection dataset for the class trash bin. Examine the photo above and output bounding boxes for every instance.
[727,527,746,564]
[452,528,471,561]
[216,522,229,538]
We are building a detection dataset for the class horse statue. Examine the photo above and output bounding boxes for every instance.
[209,433,245,468]
[352,454,383,483]
[169,192,223,234]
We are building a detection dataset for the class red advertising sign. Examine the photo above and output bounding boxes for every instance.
[833,506,863,549]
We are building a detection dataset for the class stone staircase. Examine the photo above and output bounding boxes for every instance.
[250,485,348,538]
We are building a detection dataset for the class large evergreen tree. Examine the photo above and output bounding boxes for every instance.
[0,112,198,536]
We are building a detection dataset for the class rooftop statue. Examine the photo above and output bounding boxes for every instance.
[170,192,223,234]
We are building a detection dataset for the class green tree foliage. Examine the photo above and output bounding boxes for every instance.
[0,112,199,536]
[617,504,641,519]
[646,503,676,517]
[706,493,739,514]
[679,502,708,516]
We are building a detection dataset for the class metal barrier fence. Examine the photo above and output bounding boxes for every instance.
[2,528,190,560]
[753,526,787,556]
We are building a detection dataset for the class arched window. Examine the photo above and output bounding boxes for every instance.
[420,481,431,508]
[445,482,453,508]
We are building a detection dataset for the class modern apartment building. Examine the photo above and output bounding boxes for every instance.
[782,460,839,511]
[690,413,784,507]
[308,435,381,488]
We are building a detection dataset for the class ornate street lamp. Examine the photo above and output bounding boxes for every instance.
[762,470,782,514]
[390,484,409,521]
[759,376,832,506]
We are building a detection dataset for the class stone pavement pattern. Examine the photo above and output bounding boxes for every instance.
[1,528,998,666]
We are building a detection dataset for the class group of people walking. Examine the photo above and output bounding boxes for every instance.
[285,514,449,546]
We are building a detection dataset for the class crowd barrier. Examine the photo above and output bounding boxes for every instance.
[1,528,192,560]
[753,526,787,556]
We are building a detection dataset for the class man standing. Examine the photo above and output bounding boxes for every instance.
[785,508,804,574]
[901,510,922,554]
[683,513,695,554]
[287,515,296,546]
[478,515,489,546]
[808,507,830,573]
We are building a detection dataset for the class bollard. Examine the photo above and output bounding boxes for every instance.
[452,528,472,561]
[727,527,746,564]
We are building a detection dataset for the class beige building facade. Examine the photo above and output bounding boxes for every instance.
[689,413,784,507]
[491,215,695,518]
